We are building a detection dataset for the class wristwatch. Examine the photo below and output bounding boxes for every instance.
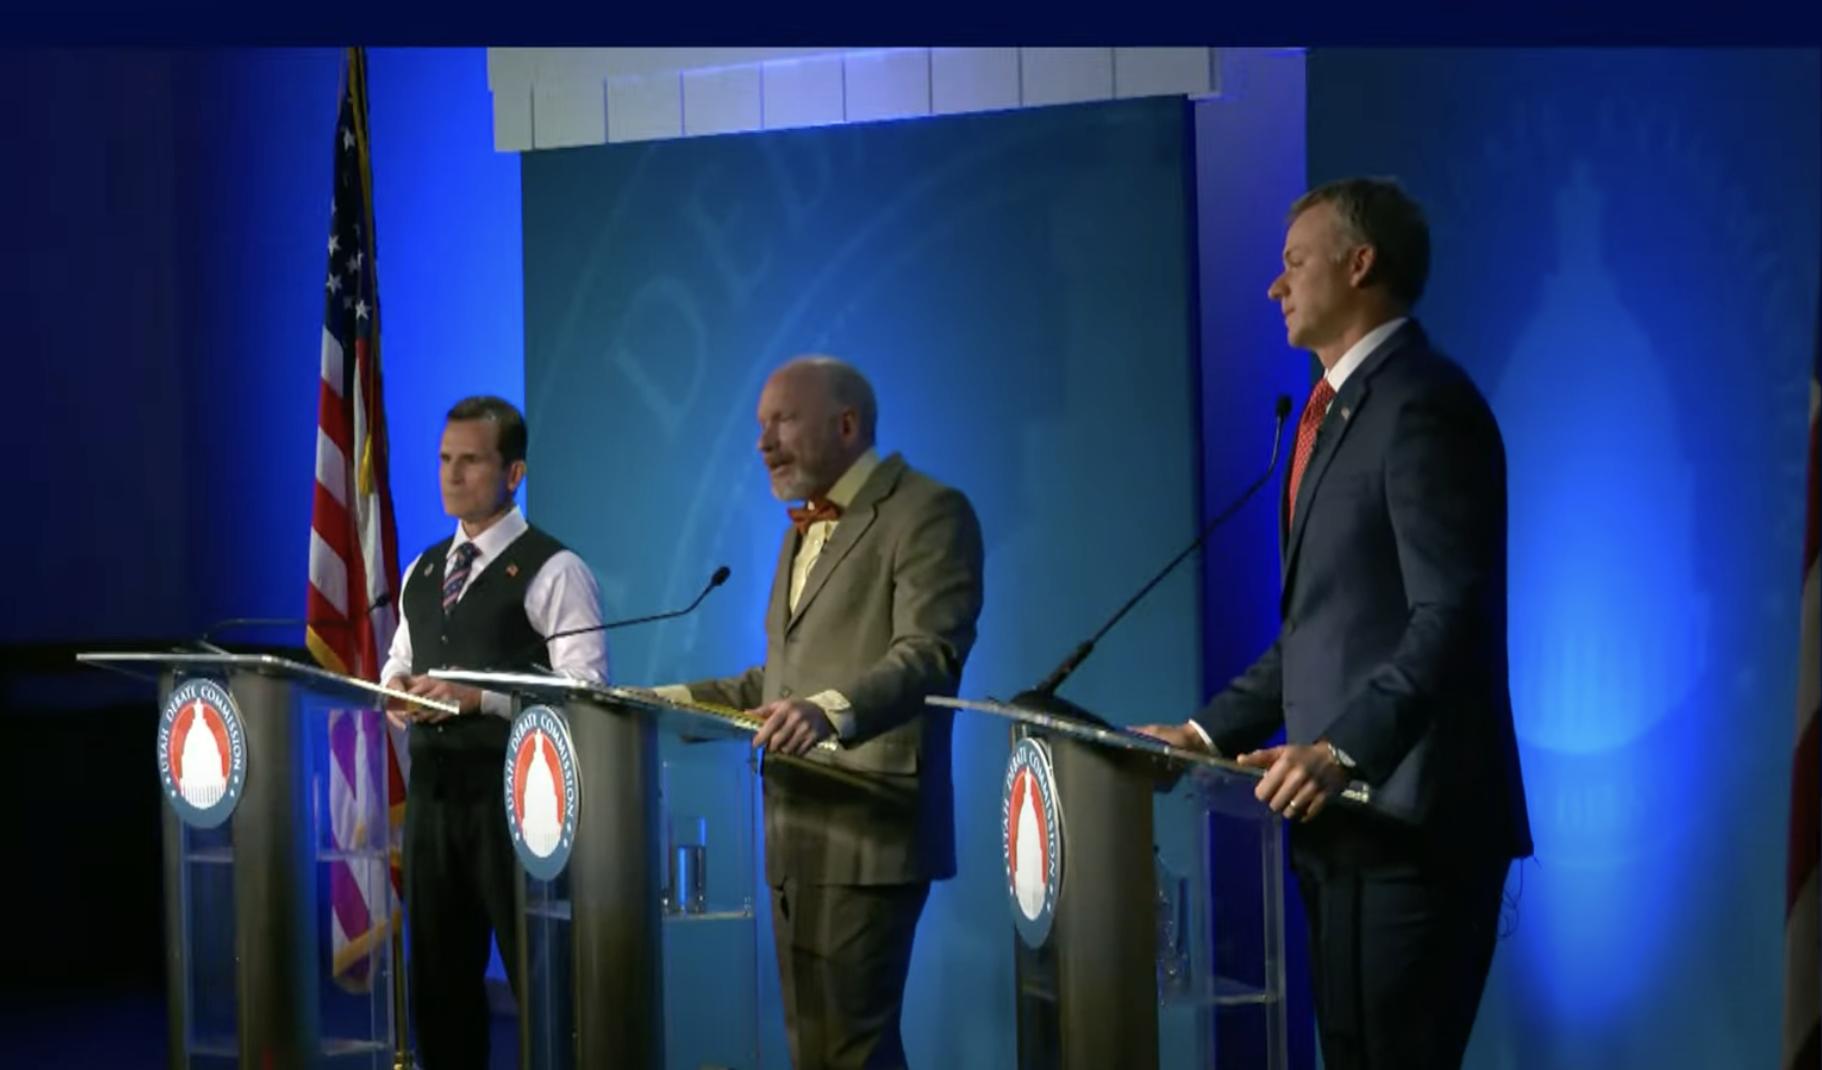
[1325,741,1357,773]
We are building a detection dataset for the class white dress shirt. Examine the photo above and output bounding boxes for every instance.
[379,506,608,719]
[1323,316,1407,402]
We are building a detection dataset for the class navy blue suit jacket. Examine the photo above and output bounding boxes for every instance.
[1194,321,1532,859]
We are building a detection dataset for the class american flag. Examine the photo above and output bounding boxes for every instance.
[305,47,408,993]
[1785,284,1822,1069]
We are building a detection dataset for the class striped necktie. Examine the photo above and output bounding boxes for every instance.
[442,542,479,616]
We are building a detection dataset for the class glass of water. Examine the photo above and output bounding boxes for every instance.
[670,814,708,915]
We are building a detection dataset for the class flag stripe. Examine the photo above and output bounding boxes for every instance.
[319,376,353,453]
[316,428,349,508]
[320,326,345,398]
[309,529,350,617]
[310,48,408,995]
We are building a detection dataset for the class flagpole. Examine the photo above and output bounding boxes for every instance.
[391,742,411,1070]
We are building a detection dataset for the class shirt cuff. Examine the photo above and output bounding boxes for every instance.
[480,690,512,720]
[653,684,694,704]
[805,689,855,740]
[1185,719,1218,754]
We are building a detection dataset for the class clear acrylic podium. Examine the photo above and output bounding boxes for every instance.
[76,651,455,1070]
[933,696,1369,1070]
[432,671,782,1070]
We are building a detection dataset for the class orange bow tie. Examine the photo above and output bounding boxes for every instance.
[788,498,843,533]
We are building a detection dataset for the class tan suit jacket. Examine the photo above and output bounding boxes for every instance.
[687,453,984,885]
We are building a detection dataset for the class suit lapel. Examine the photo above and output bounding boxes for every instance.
[767,529,796,637]
[785,454,905,633]
[1280,322,1419,590]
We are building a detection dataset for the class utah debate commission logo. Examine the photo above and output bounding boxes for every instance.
[158,678,247,829]
[504,706,579,881]
[1003,736,1064,948]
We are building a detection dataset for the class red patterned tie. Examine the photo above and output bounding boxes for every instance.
[1285,377,1336,527]
[787,498,843,533]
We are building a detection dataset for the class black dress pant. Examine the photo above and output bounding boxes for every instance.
[770,878,930,1070]
[404,747,520,1070]
[1292,816,1511,1070]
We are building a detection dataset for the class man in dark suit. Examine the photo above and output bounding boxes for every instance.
[1139,178,1532,1069]
[656,356,985,1069]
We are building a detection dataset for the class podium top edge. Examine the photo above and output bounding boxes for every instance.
[428,670,839,753]
[427,668,603,695]
[928,694,1223,764]
[929,695,1371,806]
[76,651,459,715]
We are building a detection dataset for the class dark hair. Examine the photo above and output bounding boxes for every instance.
[445,395,527,465]
[1289,177,1431,308]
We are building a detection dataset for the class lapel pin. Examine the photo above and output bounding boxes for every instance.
[1340,406,1352,420]
[422,561,434,577]
[505,562,520,578]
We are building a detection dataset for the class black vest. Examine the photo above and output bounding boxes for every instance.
[402,523,566,754]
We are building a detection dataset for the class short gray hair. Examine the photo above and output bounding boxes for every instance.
[1289,177,1431,308]
[785,355,878,443]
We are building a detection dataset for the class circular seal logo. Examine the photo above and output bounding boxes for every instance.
[158,678,247,829]
[1002,736,1064,948]
[504,706,580,880]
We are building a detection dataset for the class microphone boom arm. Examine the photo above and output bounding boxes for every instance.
[1027,397,1293,700]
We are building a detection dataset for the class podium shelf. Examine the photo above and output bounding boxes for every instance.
[664,908,755,924]
[188,1036,390,1059]
[314,848,391,864]
[526,898,757,925]
[1018,975,1279,1009]
[1163,975,1282,1008]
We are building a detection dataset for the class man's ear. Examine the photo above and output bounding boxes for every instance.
[1347,243,1378,290]
[505,459,528,495]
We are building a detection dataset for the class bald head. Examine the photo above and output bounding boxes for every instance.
[755,355,878,502]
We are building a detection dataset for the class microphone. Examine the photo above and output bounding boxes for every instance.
[511,565,732,666]
[193,594,398,653]
[1014,395,1294,723]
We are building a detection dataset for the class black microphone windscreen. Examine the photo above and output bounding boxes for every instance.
[710,565,732,587]
[1275,394,1294,419]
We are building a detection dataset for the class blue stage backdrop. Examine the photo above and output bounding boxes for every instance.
[1308,48,1820,1068]
[1190,48,1319,1070]
[520,97,1205,1069]
[0,47,522,646]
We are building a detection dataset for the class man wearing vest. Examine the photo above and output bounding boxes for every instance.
[655,356,984,1069]
[381,395,607,1069]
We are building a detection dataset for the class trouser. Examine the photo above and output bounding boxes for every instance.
[770,877,931,1070]
[1293,821,1511,1070]
[403,747,520,1070]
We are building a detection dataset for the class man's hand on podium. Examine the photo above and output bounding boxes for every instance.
[751,698,834,757]
[1133,722,1209,752]
[1238,743,1349,823]
[383,674,482,729]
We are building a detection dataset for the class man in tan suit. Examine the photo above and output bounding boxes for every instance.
[659,355,984,1069]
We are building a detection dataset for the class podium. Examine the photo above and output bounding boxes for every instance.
[431,671,802,1070]
[75,651,456,1070]
[934,696,1372,1070]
